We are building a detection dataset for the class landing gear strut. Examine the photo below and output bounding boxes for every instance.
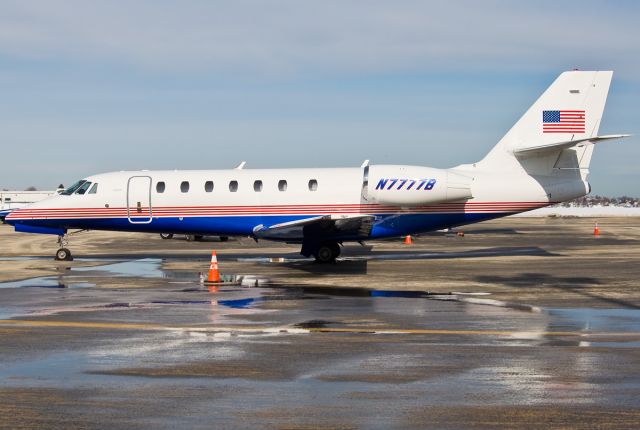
[303,241,341,263]
[55,235,73,261]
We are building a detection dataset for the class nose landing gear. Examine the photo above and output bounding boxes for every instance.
[55,247,72,261]
[54,233,74,261]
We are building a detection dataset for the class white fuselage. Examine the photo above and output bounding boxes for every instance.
[5,164,588,240]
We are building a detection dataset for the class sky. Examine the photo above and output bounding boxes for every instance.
[0,0,638,196]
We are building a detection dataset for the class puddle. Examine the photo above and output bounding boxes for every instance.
[588,341,640,348]
[547,308,640,333]
[369,290,430,298]
[151,300,214,306]
[0,277,95,289]
[294,319,336,329]
[30,302,150,317]
[294,285,435,298]
[0,259,199,289]
[0,351,89,385]
[217,297,263,309]
[0,307,21,319]
[74,258,163,278]
[74,259,200,282]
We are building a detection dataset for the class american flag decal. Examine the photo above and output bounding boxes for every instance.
[542,110,585,133]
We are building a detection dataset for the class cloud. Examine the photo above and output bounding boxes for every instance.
[0,0,638,77]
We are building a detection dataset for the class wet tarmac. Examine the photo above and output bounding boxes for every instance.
[1,218,640,428]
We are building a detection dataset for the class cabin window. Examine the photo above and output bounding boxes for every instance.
[308,179,318,191]
[204,181,214,192]
[253,180,263,192]
[156,181,165,193]
[75,181,92,195]
[229,180,238,192]
[278,180,287,191]
[180,181,190,193]
[88,183,98,194]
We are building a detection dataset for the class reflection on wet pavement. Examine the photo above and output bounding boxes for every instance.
[0,257,639,428]
[74,258,165,278]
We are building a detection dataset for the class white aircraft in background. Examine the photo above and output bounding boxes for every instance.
[6,71,628,262]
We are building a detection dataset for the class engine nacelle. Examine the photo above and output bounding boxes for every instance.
[367,165,473,206]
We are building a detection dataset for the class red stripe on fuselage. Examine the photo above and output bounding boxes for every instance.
[6,202,549,220]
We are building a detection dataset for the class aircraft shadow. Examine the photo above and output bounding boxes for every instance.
[281,246,556,275]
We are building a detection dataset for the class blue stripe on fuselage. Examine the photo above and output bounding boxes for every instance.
[7,212,513,239]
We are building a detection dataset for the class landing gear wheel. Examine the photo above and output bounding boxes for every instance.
[219,236,229,242]
[314,242,341,263]
[194,235,204,241]
[55,248,73,261]
[160,233,174,240]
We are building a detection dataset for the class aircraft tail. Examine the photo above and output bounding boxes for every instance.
[476,71,624,179]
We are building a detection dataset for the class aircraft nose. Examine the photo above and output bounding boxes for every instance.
[5,208,66,236]
[3,209,21,225]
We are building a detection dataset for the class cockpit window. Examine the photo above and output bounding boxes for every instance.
[60,180,87,195]
[88,183,98,194]
[75,181,92,195]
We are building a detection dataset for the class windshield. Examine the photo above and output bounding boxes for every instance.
[75,181,92,195]
[60,180,87,195]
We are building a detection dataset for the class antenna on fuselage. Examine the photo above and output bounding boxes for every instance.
[235,161,246,170]
[360,160,369,168]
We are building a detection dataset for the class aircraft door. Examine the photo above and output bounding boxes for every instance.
[127,176,152,224]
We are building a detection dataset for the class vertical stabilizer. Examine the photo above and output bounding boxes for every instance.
[477,71,613,174]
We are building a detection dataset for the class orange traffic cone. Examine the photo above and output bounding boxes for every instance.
[404,235,413,245]
[594,222,600,237]
[206,251,221,283]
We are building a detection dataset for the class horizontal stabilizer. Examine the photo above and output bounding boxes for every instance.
[513,134,630,156]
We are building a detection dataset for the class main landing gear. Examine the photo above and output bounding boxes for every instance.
[302,241,341,263]
[55,234,73,261]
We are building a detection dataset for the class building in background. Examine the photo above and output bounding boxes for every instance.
[0,190,57,222]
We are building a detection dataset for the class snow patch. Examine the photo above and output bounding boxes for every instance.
[514,205,640,217]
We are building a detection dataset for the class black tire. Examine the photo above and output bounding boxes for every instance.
[186,235,194,242]
[330,242,341,259]
[55,248,73,261]
[314,242,340,263]
[160,233,174,240]
[219,236,229,242]
[194,235,204,241]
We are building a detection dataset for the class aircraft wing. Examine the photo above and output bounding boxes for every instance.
[514,134,630,156]
[252,214,375,241]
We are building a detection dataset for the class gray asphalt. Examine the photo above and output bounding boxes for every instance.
[1,218,640,429]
